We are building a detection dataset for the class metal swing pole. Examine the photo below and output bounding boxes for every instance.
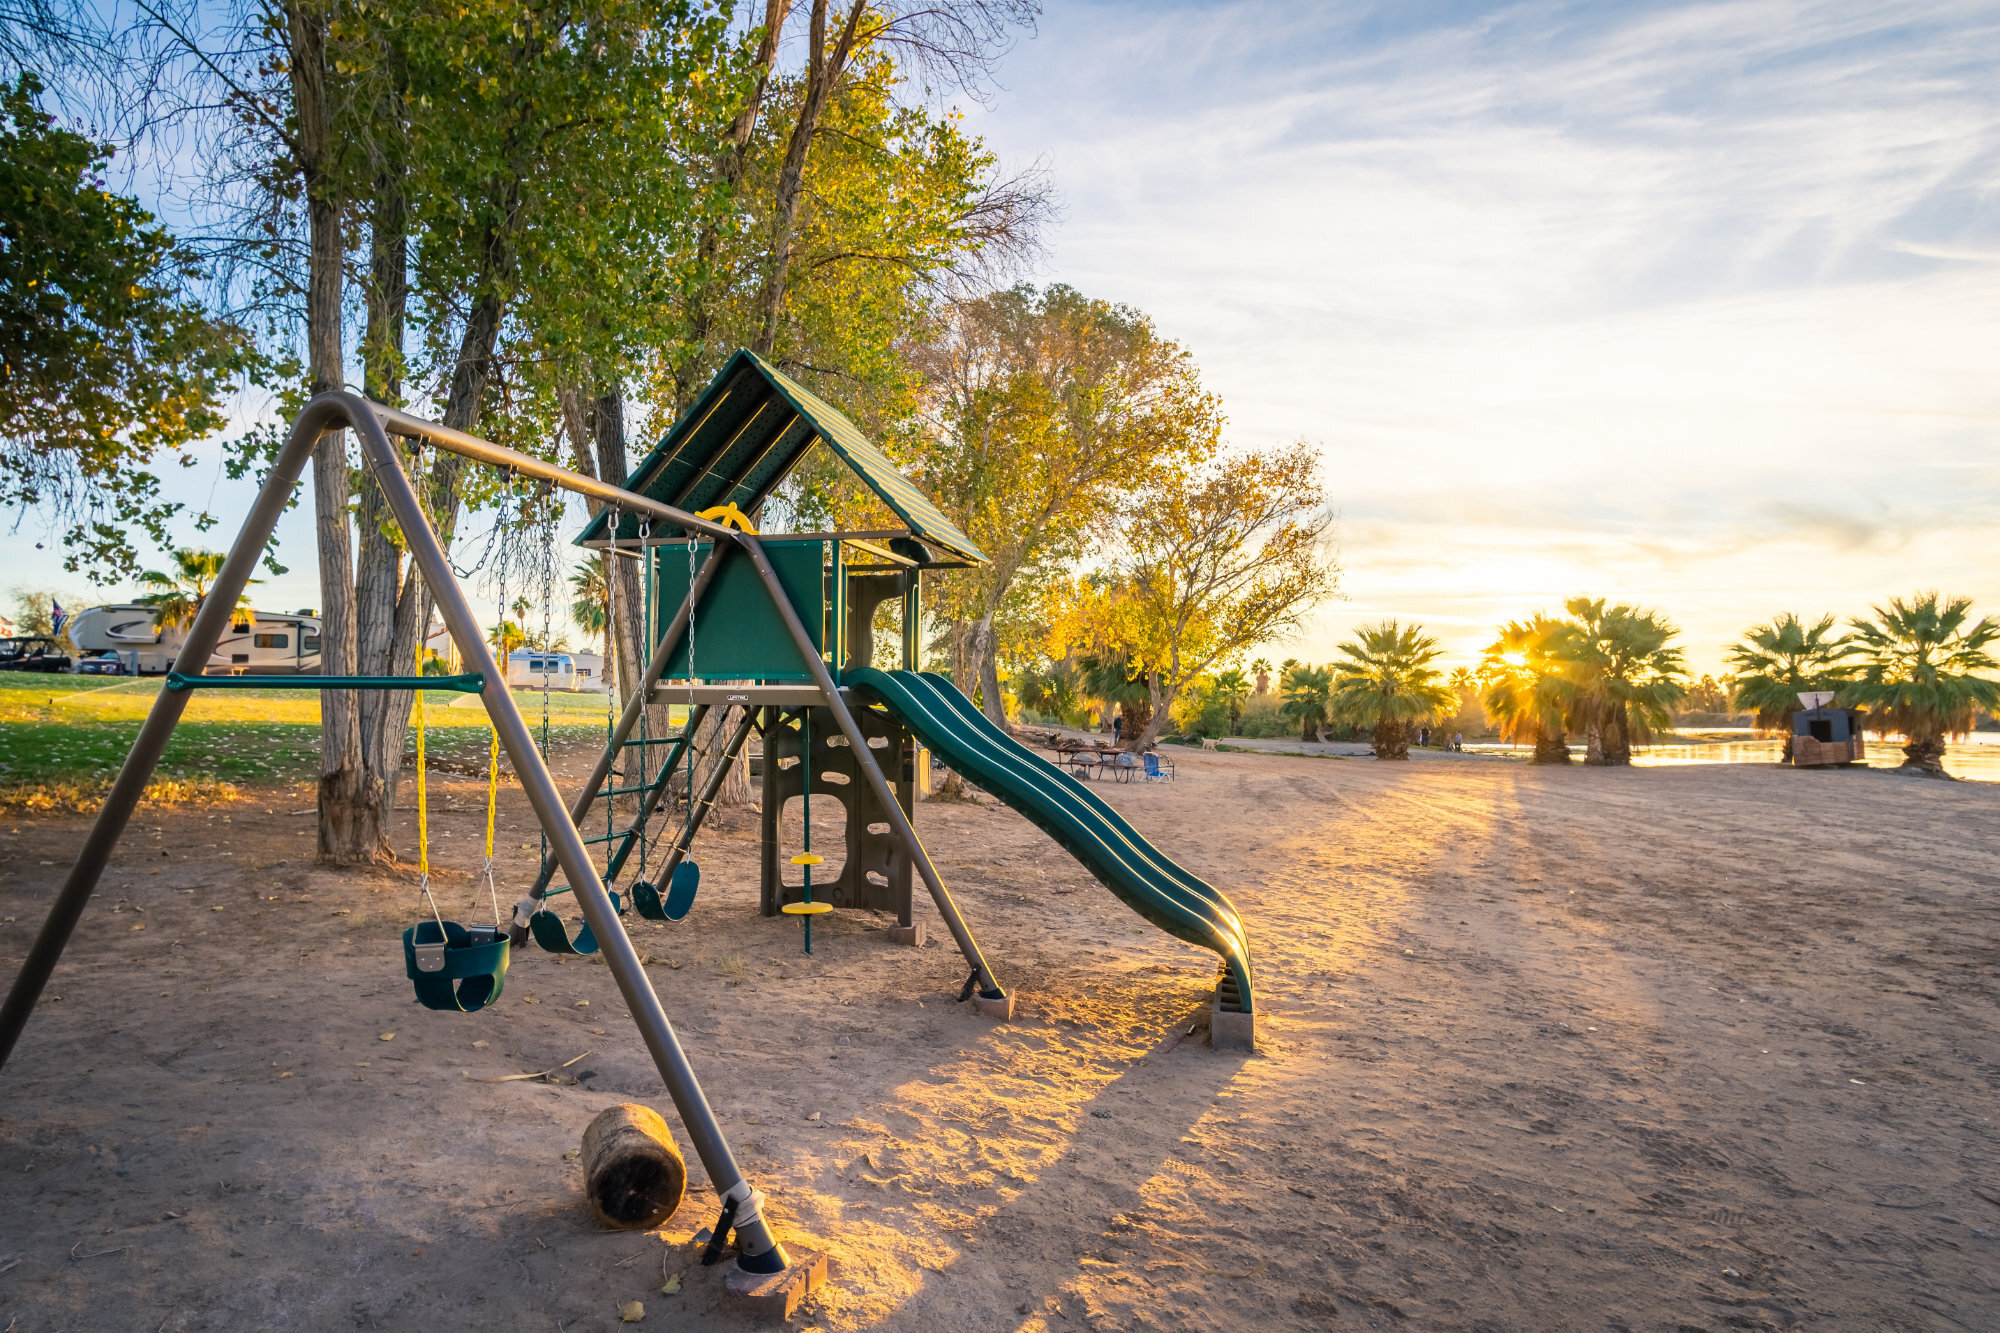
[732,533,1005,1004]
[0,397,338,1070]
[352,400,787,1268]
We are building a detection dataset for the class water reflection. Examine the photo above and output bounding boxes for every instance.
[1463,733,2000,782]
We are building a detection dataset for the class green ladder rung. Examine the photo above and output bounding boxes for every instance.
[601,782,665,797]
[621,734,690,747]
[580,831,632,846]
[167,671,485,694]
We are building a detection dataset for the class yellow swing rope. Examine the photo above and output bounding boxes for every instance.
[415,669,443,930]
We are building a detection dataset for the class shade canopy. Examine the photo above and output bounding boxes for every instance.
[575,350,984,563]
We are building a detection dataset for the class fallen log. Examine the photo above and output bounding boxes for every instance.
[580,1103,687,1229]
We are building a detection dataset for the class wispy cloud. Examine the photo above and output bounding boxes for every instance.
[969,0,2000,668]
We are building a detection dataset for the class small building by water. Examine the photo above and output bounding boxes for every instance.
[1792,697,1865,767]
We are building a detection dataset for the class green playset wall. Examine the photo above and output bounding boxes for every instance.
[648,539,840,681]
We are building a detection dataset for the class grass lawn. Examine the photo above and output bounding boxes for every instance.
[0,674,646,806]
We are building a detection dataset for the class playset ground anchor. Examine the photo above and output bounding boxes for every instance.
[724,1248,829,1318]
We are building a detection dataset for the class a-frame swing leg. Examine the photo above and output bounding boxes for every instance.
[732,533,1013,1019]
[0,393,804,1290]
[0,397,345,1069]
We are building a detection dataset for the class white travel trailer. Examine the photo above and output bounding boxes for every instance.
[68,605,323,675]
[505,648,575,690]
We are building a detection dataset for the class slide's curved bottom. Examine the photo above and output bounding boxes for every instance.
[847,669,1254,1013]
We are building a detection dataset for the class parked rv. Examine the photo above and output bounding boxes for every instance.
[505,649,575,690]
[68,605,323,675]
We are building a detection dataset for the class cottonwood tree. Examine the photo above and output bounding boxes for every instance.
[904,284,1222,724]
[0,73,253,576]
[1059,442,1338,752]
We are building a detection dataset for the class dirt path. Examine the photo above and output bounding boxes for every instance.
[1,749,1995,1331]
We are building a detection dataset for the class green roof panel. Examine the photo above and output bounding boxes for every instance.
[577,350,984,564]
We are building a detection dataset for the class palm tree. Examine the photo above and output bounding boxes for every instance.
[1844,592,2000,775]
[1250,657,1273,696]
[1328,621,1456,760]
[490,620,526,657]
[1726,613,1854,762]
[1279,664,1333,741]
[135,548,257,631]
[1559,598,1688,765]
[1080,653,1151,745]
[1481,615,1579,764]
[1212,668,1251,734]
[571,558,611,688]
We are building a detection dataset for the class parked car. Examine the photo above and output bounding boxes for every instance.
[0,636,73,673]
[75,651,128,676]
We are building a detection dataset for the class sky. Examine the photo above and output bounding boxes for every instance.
[10,0,1999,675]
[959,0,2000,673]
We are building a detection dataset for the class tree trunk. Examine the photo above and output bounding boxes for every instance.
[1126,673,1172,752]
[752,0,868,355]
[973,612,1005,727]
[1373,718,1409,760]
[1531,728,1571,764]
[1604,705,1632,766]
[676,0,788,407]
[1581,702,1607,764]
[956,612,980,696]
[355,153,412,848]
[288,0,373,864]
[1901,735,1949,775]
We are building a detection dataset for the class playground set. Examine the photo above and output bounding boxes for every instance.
[0,350,1255,1315]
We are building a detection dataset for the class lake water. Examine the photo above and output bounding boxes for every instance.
[1466,730,2000,782]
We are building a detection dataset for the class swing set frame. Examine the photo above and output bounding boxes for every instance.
[0,389,1008,1290]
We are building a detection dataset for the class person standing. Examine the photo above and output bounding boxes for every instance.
[1113,712,1124,744]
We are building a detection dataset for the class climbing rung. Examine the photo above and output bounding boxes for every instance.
[620,734,690,747]
[601,781,666,797]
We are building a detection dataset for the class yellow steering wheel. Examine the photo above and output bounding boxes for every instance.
[695,502,758,534]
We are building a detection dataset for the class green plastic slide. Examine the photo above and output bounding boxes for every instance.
[846,669,1254,1013]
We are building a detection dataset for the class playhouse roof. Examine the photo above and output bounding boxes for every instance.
[576,349,984,563]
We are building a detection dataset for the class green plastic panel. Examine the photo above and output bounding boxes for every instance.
[651,539,829,681]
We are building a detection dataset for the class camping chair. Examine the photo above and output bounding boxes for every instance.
[1142,753,1174,783]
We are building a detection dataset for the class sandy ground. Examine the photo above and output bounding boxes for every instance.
[1,746,1997,1332]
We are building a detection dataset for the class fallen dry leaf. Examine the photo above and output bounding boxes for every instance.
[378,1033,395,1042]
[660,1274,682,1295]
[619,1299,645,1322]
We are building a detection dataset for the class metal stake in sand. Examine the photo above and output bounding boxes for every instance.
[782,707,830,952]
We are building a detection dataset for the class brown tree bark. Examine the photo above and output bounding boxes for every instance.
[752,0,869,356]
[676,0,788,407]
[287,0,372,864]
[1531,728,1572,764]
[354,142,413,853]
[1373,718,1410,760]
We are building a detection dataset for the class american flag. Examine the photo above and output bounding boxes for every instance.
[50,599,66,635]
